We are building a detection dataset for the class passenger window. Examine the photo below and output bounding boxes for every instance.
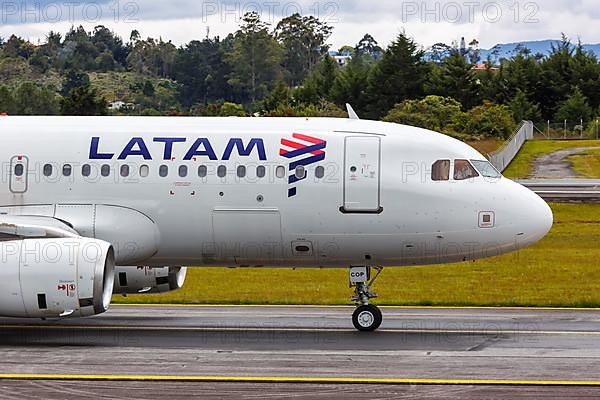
[82,164,91,177]
[432,160,450,181]
[217,165,227,178]
[43,164,53,177]
[315,166,325,179]
[454,160,479,181]
[237,165,246,178]
[140,165,149,178]
[63,164,72,177]
[198,165,207,178]
[120,164,130,177]
[295,165,306,179]
[256,165,266,178]
[179,165,188,178]
[101,164,110,177]
[276,166,285,179]
[159,165,169,177]
[14,164,24,177]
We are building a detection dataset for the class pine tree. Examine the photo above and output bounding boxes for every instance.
[425,51,479,109]
[331,55,370,114]
[508,89,542,123]
[555,87,593,123]
[364,32,429,119]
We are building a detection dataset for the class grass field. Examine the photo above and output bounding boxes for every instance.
[114,204,600,308]
[569,148,600,178]
[503,140,600,179]
[467,138,503,155]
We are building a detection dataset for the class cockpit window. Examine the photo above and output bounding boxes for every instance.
[432,160,450,181]
[453,160,479,181]
[470,160,502,179]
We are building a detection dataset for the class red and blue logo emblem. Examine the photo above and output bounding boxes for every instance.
[280,133,327,197]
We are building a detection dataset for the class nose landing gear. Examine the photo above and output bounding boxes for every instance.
[349,266,383,332]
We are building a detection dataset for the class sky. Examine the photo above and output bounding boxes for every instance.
[0,0,599,51]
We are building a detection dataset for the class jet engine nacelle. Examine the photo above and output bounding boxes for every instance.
[0,238,115,318]
[113,266,187,294]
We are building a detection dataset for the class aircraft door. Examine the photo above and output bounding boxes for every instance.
[9,155,28,194]
[343,137,381,213]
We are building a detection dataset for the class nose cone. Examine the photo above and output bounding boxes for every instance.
[527,192,554,243]
[512,181,554,245]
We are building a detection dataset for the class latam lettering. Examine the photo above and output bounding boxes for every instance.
[89,137,267,161]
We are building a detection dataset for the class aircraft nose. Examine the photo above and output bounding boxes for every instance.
[519,186,554,244]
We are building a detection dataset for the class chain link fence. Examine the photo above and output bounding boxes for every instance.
[489,121,534,172]
[535,120,600,140]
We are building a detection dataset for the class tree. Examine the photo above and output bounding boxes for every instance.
[262,80,290,112]
[571,41,600,110]
[61,86,107,115]
[508,89,542,123]
[331,54,370,114]
[338,45,355,56]
[429,42,452,64]
[2,35,33,58]
[142,80,155,97]
[225,12,283,103]
[173,37,231,106]
[534,34,574,119]
[0,85,16,114]
[219,102,246,116]
[61,70,91,95]
[355,34,382,60]
[500,52,542,105]
[275,13,333,85]
[383,96,465,135]
[314,55,338,99]
[555,87,593,123]
[463,101,516,139]
[294,55,339,105]
[426,51,480,109]
[364,32,429,119]
[14,83,59,115]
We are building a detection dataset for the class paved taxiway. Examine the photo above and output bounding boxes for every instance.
[1,305,600,398]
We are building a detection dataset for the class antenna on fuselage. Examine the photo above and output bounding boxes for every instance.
[346,104,360,120]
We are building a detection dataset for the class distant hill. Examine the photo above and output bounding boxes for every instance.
[479,40,600,62]
[425,39,600,64]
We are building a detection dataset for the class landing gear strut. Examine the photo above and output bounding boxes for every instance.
[349,266,383,332]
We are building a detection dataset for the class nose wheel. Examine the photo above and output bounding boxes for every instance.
[349,266,383,332]
[352,304,382,331]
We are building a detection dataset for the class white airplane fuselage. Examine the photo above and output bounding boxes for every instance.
[0,116,553,269]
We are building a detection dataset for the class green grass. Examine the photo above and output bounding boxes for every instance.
[114,204,600,308]
[569,148,600,178]
[503,140,600,179]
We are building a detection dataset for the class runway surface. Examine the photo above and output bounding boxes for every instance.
[517,179,600,202]
[1,305,600,399]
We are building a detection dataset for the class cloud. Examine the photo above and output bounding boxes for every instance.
[0,1,599,50]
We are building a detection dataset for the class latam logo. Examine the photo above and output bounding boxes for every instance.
[89,137,267,161]
[280,133,327,197]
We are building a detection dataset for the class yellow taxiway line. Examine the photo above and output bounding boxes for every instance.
[0,374,599,386]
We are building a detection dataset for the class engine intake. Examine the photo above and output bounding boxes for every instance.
[0,238,115,318]
[113,266,187,295]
